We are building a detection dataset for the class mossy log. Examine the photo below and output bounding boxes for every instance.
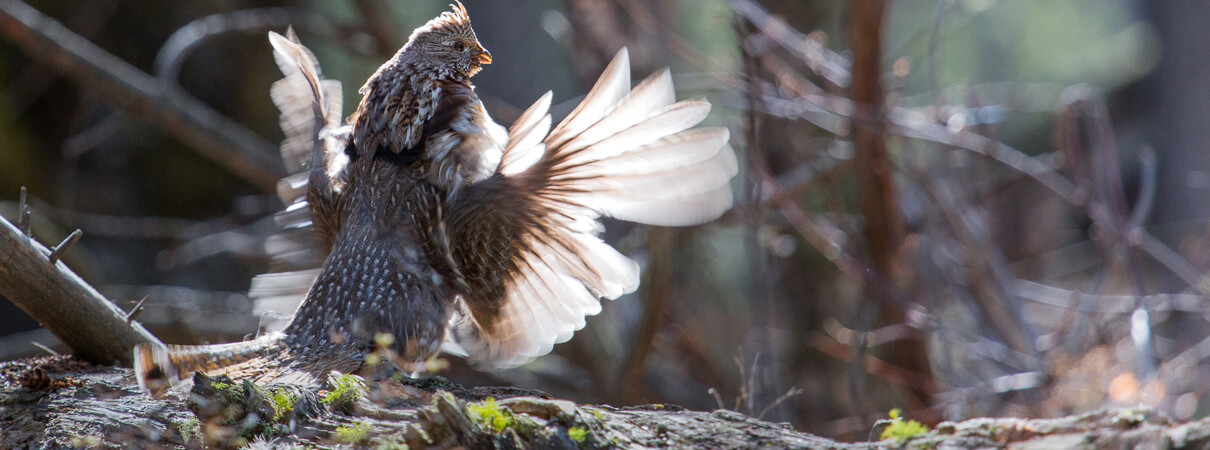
[3,355,1210,449]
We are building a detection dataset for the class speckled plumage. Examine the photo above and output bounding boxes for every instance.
[135,1,737,397]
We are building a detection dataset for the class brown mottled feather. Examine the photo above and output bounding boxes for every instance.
[134,2,735,395]
[134,4,493,396]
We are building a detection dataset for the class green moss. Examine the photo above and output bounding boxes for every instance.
[335,422,371,444]
[210,381,232,391]
[270,389,297,423]
[880,408,930,443]
[568,426,588,443]
[173,416,202,446]
[1113,408,1146,427]
[323,373,368,407]
[467,397,513,433]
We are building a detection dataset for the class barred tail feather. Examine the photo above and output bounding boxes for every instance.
[133,333,285,397]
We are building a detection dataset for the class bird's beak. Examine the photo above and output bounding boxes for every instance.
[476,49,492,65]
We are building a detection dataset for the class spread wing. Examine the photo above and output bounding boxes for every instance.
[447,48,737,367]
[252,30,350,318]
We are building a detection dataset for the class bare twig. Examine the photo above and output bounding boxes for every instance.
[707,387,726,411]
[30,341,59,356]
[0,0,285,191]
[758,387,804,420]
[17,186,30,235]
[1014,279,1209,314]
[809,334,943,395]
[0,329,63,360]
[47,229,82,264]
[1128,148,1158,232]
[61,111,128,158]
[0,214,161,365]
[730,0,851,88]
[124,295,149,323]
[1137,231,1210,294]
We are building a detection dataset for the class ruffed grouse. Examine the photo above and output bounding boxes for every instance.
[134,2,736,396]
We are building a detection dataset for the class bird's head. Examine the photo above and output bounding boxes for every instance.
[400,1,491,80]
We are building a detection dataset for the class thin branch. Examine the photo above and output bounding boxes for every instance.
[758,387,804,420]
[1127,148,1158,232]
[0,329,63,360]
[30,341,59,356]
[809,334,943,395]
[17,186,30,235]
[61,110,128,158]
[124,295,149,323]
[47,229,82,264]
[1014,279,1210,314]
[154,8,297,83]
[730,0,851,88]
[1137,231,1210,294]
[0,0,285,191]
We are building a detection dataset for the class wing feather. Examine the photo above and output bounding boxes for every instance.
[546,49,631,148]
[500,91,552,175]
[253,30,348,319]
[448,48,735,367]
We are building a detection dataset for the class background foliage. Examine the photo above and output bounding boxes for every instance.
[3,0,1209,440]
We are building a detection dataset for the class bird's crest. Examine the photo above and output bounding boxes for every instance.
[415,1,474,37]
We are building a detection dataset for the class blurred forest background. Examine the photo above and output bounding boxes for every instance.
[3,0,1210,441]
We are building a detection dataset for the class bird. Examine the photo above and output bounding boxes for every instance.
[134,1,736,397]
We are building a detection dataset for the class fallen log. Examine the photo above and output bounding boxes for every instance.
[0,211,161,367]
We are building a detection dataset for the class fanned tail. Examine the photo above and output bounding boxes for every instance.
[133,333,285,397]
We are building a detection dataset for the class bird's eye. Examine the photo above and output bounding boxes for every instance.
[454,41,465,52]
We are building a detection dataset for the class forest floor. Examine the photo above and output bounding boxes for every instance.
[1,355,1208,449]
